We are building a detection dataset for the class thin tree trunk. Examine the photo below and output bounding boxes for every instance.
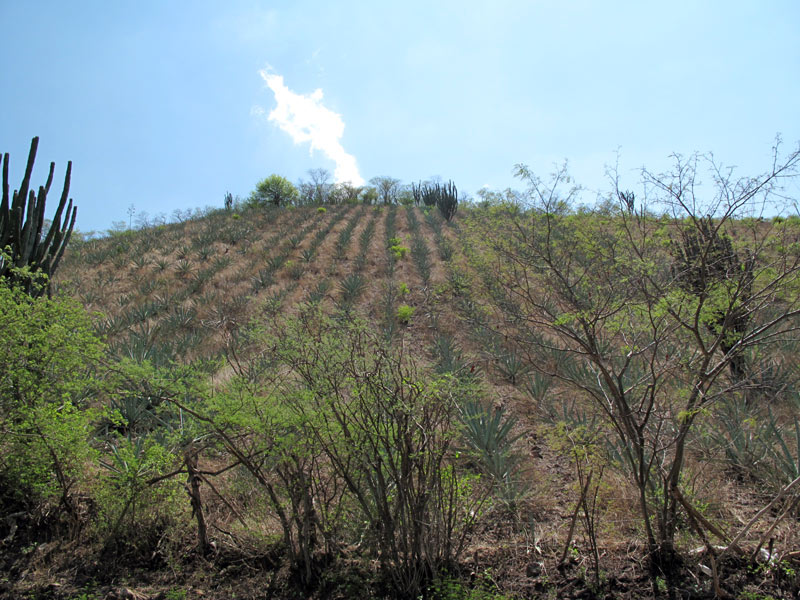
[185,450,210,555]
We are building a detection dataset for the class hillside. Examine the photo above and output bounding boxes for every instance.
[3,199,800,600]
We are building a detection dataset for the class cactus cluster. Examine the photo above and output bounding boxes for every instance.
[1,137,77,295]
[411,180,458,221]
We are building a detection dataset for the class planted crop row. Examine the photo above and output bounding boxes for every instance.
[332,208,372,313]
[416,210,527,507]
[405,206,432,285]
[424,209,455,261]
[333,206,364,261]
[301,205,352,266]
[353,211,377,273]
[87,208,318,363]
[379,206,402,339]
[421,211,525,388]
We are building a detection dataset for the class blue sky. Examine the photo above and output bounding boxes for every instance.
[2,1,799,232]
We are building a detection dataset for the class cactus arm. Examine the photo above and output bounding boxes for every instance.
[39,197,67,273]
[36,161,71,265]
[30,187,47,260]
[1,153,8,217]
[45,201,76,279]
[43,161,55,196]
[17,189,37,266]
[21,187,45,265]
[16,137,39,216]
[26,162,58,265]
[1,153,10,249]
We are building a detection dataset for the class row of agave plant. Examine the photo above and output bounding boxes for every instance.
[68,207,340,364]
[335,207,376,313]
[404,206,433,287]
[418,209,531,512]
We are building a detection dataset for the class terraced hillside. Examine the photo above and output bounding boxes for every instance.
[4,197,800,600]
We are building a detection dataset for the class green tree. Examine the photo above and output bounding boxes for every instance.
[248,174,298,207]
[472,145,800,596]
[360,186,379,205]
[369,176,401,205]
[307,167,333,204]
[331,181,363,204]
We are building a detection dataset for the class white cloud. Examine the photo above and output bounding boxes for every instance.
[256,67,364,185]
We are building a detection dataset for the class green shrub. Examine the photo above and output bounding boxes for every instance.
[257,314,486,596]
[396,303,415,324]
[391,244,409,260]
[0,275,103,511]
[248,174,298,207]
[95,433,182,544]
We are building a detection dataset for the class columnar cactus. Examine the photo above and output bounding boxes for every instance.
[411,180,459,220]
[411,181,423,206]
[1,137,77,295]
[436,180,458,221]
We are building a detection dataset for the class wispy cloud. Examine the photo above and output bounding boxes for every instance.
[256,67,364,185]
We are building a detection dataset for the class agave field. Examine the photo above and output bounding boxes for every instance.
[3,147,800,599]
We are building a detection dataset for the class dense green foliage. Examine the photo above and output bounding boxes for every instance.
[0,275,101,509]
[248,173,299,207]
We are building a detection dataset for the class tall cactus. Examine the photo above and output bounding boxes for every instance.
[1,137,77,295]
[412,180,459,217]
[435,180,458,221]
[411,181,423,206]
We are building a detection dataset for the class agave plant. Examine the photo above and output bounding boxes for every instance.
[762,403,800,488]
[301,247,316,263]
[212,255,232,272]
[525,372,553,405]
[251,268,274,292]
[175,259,193,277]
[113,331,174,368]
[459,398,526,507]
[339,272,366,305]
[708,398,771,480]
[431,333,468,376]
[131,254,150,269]
[165,306,197,331]
[80,289,101,306]
[196,246,215,261]
[306,279,331,305]
[266,253,287,273]
[286,260,305,280]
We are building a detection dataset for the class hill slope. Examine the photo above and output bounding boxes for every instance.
[3,202,798,599]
